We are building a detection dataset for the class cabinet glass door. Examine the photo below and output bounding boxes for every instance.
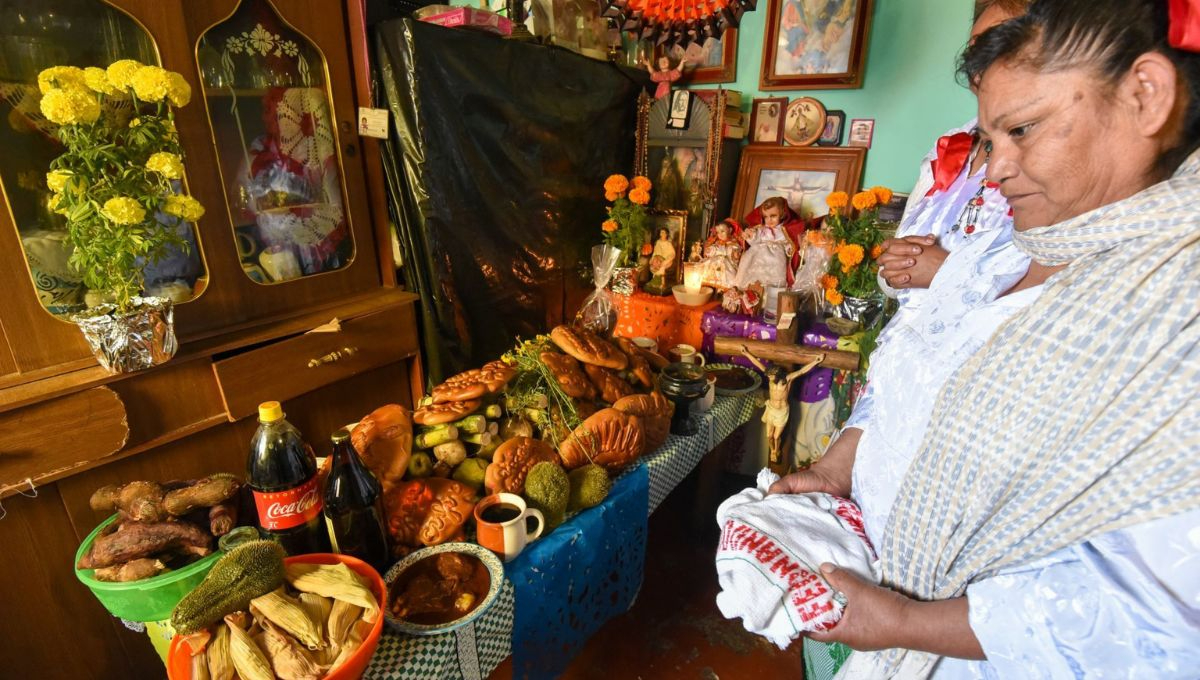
[198,0,355,285]
[0,0,207,316]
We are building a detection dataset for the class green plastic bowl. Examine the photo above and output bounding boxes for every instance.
[73,514,221,622]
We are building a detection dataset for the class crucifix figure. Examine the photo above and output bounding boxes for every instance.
[740,345,824,472]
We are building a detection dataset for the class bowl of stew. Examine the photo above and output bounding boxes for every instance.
[383,542,503,636]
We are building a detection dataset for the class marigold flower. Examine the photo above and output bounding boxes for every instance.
[40,87,101,125]
[820,274,839,291]
[45,170,72,193]
[163,194,205,222]
[826,191,849,210]
[871,244,883,259]
[605,190,620,202]
[37,66,87,94]
[604,174,629,195]
[130,65,171,102]
[825,288,844,306]
[165,71,191,107]
[106,60,143,92]
[806,230,834,251]
[602,219,619,233]
[628,187,650,206]
[129,117,142,128]
[631,175,652,191]
[837,243,865,269]
[852,191,878,212]
[101,197,146,225]
[146,152,184,180]
[871,186,893,205]
[82,67,117,96]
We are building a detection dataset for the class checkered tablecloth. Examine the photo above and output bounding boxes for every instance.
[365,394,756,679]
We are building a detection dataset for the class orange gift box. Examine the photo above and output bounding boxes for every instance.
[613,291,719,352]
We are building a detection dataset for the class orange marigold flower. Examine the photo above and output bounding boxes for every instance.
[632,175,652,191]
[604,174,630,195]
[871,186,893,205]
[825,288,844,305]
[852,191,877,212]
[820,274,839,291]
[605,190,620,202]
[871,244,883,259]
[602,219,619,233]
[806,230,834,251]
[826,191,849,210]
[628,187,650,205]
[837,243,865,268]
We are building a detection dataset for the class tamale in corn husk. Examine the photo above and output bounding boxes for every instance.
[297,592,330,641]
[250,588,325,650]
[257,618,328,680]
[206,622,234,680]
[190,652,211,680]
[286,563,379,623]
[224,614,273,680]
[329,624,365,671]
[326,599,362,648]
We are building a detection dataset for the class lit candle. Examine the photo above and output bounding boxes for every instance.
[684,263,704,294]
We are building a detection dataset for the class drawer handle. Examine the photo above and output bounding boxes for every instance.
[307,346,358,368]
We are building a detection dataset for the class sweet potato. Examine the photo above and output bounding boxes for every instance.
[78,520,211,569]
[163,474,241,516]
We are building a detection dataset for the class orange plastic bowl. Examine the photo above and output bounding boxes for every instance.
[166,553,387,680]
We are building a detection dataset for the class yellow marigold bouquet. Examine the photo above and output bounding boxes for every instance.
[820,186,892,305]
[39,60,204,313]
[600,174,652,267]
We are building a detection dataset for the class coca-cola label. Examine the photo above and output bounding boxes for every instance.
[253,477,322,531]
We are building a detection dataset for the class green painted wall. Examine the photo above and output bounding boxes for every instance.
[696,1,980,192]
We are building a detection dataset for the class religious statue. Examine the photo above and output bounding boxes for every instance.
[701,218,743,292]
[644,227,676,295]
[733,197,796,290]
[740,345,825,473]
[689,241,703,263]
[644,55,682,100]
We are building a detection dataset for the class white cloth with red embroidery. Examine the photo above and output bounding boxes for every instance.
[715,469,879,649]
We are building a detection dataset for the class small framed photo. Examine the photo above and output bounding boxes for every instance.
[647,209,689,286]
[749,97,788,145]
[666,90,694,130]
[847,118,875,148]
[783,97,827,147]
[816,109,846,146]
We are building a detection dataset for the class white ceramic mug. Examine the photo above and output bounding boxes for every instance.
[695,375,716,413]
[669,343,706,366]
[474,492,545,563]
[631,336,658,353]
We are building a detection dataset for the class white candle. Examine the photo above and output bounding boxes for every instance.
[684,263,703,294]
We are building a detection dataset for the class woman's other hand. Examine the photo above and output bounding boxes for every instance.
[808,564,913,651]
[878,235,948,289]
[767,428,861,497]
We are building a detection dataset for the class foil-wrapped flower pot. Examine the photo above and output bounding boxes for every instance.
[609,267,638,296]
[827,294,884,335]
[73,296,178,374]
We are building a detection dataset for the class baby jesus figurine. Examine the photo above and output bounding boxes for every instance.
[740,345,824,473]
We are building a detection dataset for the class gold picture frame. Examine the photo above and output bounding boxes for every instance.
[646,208,689,287]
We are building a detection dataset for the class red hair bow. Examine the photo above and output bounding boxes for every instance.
[1169,0,1200,52]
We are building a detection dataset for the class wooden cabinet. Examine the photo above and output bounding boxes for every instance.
[0,2,422,677]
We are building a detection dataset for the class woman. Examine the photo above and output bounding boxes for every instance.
[779,1,1200,676]
[646,227,676,294]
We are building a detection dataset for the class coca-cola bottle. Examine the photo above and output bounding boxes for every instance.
[323,428,391,572]
[247,401,330,555]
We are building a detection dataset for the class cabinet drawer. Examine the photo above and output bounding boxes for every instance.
[213,305,418,421]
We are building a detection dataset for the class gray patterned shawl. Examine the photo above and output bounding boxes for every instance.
[837,151,1200,679]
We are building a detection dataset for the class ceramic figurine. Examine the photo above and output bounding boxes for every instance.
[733,197,796,290]
[645,55,682,100]
[740,345,825,472]
[702,218,743,292]
[689,240,703,263]
[645,227,677,295]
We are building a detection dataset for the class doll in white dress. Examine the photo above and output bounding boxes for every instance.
[733,197,795,289]
[702,218,743,292]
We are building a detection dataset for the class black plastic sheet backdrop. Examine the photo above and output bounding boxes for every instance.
[374,19,648,383]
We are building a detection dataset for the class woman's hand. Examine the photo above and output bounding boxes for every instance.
[809,564,913,651]
[768,427,861,497]
[877,236,948,290]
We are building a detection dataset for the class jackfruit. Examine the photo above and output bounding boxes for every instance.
[568,464,611,511]
[171,539,286,634]
[523,461,569,530]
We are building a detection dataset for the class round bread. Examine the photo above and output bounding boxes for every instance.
[413,399,481,425]
[550,326,627,370]
[485,437,562,495]
[383,478,476,550]
[613,391,673,454]
[614,338,655,388]
[540,351,597,400]
[557,408,645,473]
[351,404,414,494]
[583,363,635,404]
[431,360,517,404]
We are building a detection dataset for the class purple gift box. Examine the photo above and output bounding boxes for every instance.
[700,309,778,371]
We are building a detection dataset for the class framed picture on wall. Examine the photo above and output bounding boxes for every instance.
[848,118,875,147]
[731,146,866,222]
[656,28,739,84]
[782,97,827,146]
[759,0,874,90]
[749,97,788,145]
[816,109,846,146]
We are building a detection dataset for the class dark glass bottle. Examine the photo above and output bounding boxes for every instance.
[247,401,330,556]
[323,428,391,573]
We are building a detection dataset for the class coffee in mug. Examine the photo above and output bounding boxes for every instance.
[669,344,706,366]
[474,492,545,562]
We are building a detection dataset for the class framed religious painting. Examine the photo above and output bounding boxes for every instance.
[759,0,874,90]
[816,109,846,146]
[636,89,730,246]
[731,146,866,222]
[783,97,827,146]
[653,28,739,84]
[750,97,788,145]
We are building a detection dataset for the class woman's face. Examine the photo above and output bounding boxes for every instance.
[978,61,1158,230]
[659,228,669,240]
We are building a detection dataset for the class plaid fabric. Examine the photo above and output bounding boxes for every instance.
[804,638,852,680]
[839,153,1200,678]
[645,394,757,512]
